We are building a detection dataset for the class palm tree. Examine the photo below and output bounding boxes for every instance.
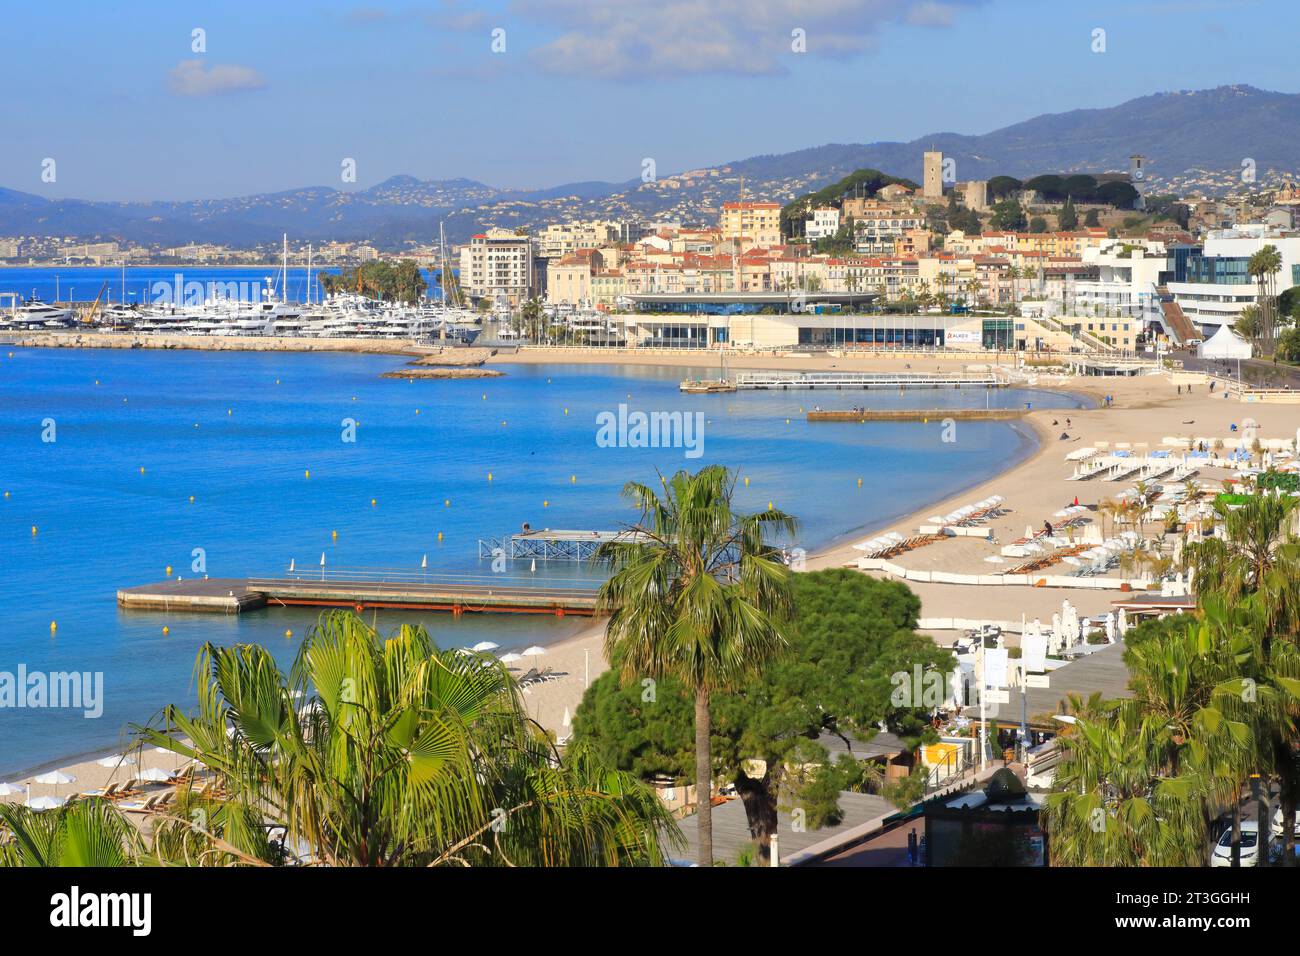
[1248,245,1283,349]
[1045,614,1253,866]
[595,466,794,865]
[0,798,144,866]
[127,613,679,867]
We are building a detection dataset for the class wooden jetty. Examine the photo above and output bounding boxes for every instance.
[807,408,1027,422]
[118,573,601,617]
[733,371,1003,390]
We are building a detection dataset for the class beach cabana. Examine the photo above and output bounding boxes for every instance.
[1198,324,1252,360]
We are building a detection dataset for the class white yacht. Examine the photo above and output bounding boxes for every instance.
[4,300,74,328]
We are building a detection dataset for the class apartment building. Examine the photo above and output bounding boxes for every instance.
[805,207,841,240]
[719,201,782,248]
[458,228,540,307]
[545,250,607,306]
[536,220,621,259]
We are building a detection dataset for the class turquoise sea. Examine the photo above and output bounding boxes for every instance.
[0,347,1086,775]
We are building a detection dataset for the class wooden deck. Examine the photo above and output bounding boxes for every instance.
[118,574,601,617]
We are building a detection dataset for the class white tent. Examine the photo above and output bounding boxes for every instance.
[1198,323,1252,360]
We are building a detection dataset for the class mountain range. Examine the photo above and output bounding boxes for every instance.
[4,85,1298,250]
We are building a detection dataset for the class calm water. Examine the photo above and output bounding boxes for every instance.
[0,348,1085,774]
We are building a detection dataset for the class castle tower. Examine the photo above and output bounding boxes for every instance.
[923,150,944,200]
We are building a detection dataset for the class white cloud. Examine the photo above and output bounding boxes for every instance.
[168,60,267,97]
[511,0,983,79]
[906,1,960,27]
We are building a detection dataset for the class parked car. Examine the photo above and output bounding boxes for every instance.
[1211,821,1259,867]
[1272,806,1300,839]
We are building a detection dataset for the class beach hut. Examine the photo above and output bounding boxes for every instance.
[1197,324,1252,360]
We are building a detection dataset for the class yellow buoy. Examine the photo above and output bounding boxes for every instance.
[482,394,487,400]
[227,409,232,415]
[189,495,195,503]
[331,530,338,540]
[162,626,170,635]
[139,466,145,475]
[444,499,450,507]
[95,379,100,385]
[31,525,37,536]
[305,470,311,479]
[564,408,569,415]
[487,472,493,482]
[371,498,377,507]
[50,621,56,633]
[165,565,173,577]
[570,475,576,484]
[3,491,9,498]
[285,629,293,639]
[437,531,444,541]
[501,420,507,426]
[785,418,790,424]
[768,501,774,510]
[743,477,749,487]
[543,500,549,508]
[415,409,420,415]
[276,379,280,385]
[857,477,863,487]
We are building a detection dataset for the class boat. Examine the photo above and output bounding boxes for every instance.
[679,347,736,392]
[3,299,74,329]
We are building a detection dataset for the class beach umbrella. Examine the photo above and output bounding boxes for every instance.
[34,770,75,785]
[25,795,65,811]
[96,754,137,769]
[0,782,21,796]
[33,770,75,797]
[522,646,546,658]
[499,652,523,664]
[471,641,500,652]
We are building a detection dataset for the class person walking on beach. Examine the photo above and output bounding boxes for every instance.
[907,827,918,866]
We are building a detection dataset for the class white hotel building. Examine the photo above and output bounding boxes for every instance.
[1165,225,1300,334]
[1071,238,1167,321]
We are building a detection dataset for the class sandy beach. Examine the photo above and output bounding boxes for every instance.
[8,346,1296,797]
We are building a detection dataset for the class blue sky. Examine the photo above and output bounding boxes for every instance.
[1,0,1294,201]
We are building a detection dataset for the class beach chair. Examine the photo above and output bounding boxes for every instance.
[110,779,142,800]
[80,782,121,800]
[517,668,540,686]
[119,793,164,813]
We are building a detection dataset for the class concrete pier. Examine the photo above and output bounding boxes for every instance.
[807,408,1027,422]
[118,574,601,617]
